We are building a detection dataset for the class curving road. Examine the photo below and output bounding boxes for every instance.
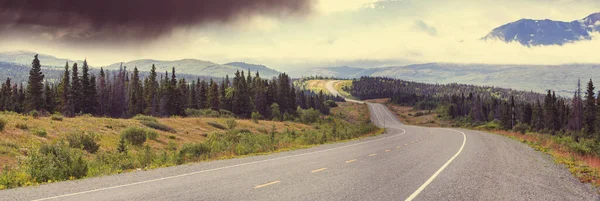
[0,81,597,201]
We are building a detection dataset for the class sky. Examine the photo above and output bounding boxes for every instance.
[1,0,599,70]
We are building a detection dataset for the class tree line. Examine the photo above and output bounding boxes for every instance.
[0,55,338,119]
[351,77,600,141]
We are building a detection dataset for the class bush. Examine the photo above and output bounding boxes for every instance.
[29,110,39,118]
[31,129,47,138]
[15,123,28,130]
[208,121,226,130]
[325,100,338,108]
[219,110,235,118]
[168,135,176,140]
[121,127,148,146]
[50,114,63,121]
[146,130,159,141]
[298,108,321,124]
[178,143,210,164]
[26,143,88,182]
[185,109,220,117]
[476,120,501,130]
[140,120,175,133]
[133,114,157,122]
[226,119,237,130]
[0,117,6,132]
[513,123,528,134]
[251,112,261,123]
[66,132,100,153]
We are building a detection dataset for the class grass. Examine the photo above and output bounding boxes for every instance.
[302,80,331,95]
[0,102,381,189]
[333,80,355,99]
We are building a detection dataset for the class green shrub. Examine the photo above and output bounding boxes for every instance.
[0,117,6,132]
[325,100,338,107]
[513,123,528,134]
[133,114,157,122]
[476,120,501,130]
[208,121,226,130]
[414,111,425,117]
[140,121,175,133]
[31,128,47,138]
[251,112,261,123]
[184,109,220,117]
[167,140,178,151]
[26,143,88,182]
[298,108,321,124]
[146,130,159,141]
[15,123,28,130]
[178,143,210,164]
[50,114,63,121]
[66,132,100,153]
[219,110,235,118]
[226,119,237,130]
[168,135,176,140]
[29,110,39,118]
[121,127,148,146]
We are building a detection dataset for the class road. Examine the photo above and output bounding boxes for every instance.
[0,81,597,201]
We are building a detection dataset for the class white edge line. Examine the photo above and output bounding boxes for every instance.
[404,128,467,201]
[34,117,406,201]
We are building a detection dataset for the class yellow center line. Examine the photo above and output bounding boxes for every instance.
[311,168,327,173]
[411,141,415,143]
[346,159,357,163]
[397,146,401,148]
[254,180,281,189]
[405,143,409,145]
[369,154,377,156]
[385,150,391,152]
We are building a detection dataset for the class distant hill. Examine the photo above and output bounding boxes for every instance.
[289,66,367,78]
[0,51,281,78]
[105,59,280,78]
[483,12,600,46]
[0,51,82,68]
[299,63,600,96]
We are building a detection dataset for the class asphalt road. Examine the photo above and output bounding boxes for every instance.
[0,81,597,201]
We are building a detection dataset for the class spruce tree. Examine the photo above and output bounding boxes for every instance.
[58,62,72,116]
[144,64,158,115]
[198,80,207,109]
[25,54,45,112]
[71,63,82,114]
[128,67,144,116]
[208,79,220,111]
[584,79,596,137]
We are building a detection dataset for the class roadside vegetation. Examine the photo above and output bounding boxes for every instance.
[349,77,600,187]
[0,56,381,190]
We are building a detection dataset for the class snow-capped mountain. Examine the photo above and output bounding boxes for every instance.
[483,12,600,46]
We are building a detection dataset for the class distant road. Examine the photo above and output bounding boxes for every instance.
[0,81,597,201]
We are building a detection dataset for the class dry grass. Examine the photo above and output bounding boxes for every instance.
[333,80,354,98]
[331,102,370,124]
[304,80,331,95]
[0,112,311,170]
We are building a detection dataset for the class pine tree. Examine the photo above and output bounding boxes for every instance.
[584,79,596,137]
[71,63,82,114]
[144,64,158,115]
[43,82,54,112]
[58,62,73,116]
[128,67,144,116]
[198,80,207,109]
[98,68,108,116]
[25,54,45,112]
[189,80,198,109]
[208,79,220,111]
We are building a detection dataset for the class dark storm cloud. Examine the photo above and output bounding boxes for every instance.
[0,0,314,42]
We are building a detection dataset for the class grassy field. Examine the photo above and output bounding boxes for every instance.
[333,80,354,99]
[0,104,382,189]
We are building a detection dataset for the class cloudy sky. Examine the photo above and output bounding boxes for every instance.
[1,0,599,70]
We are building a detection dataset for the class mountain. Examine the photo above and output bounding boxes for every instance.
[105,59,281,78]
[224,62,281,78]
[0,51,82,68]
[289,66,367,78]
[0,51,281,78]
[483,12,600,46]
[300,63,600,96]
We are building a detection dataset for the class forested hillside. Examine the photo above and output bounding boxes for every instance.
[0,55,338,120]
[350,77,595,140]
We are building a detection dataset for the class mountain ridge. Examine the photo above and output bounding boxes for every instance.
[483,12,600,46]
